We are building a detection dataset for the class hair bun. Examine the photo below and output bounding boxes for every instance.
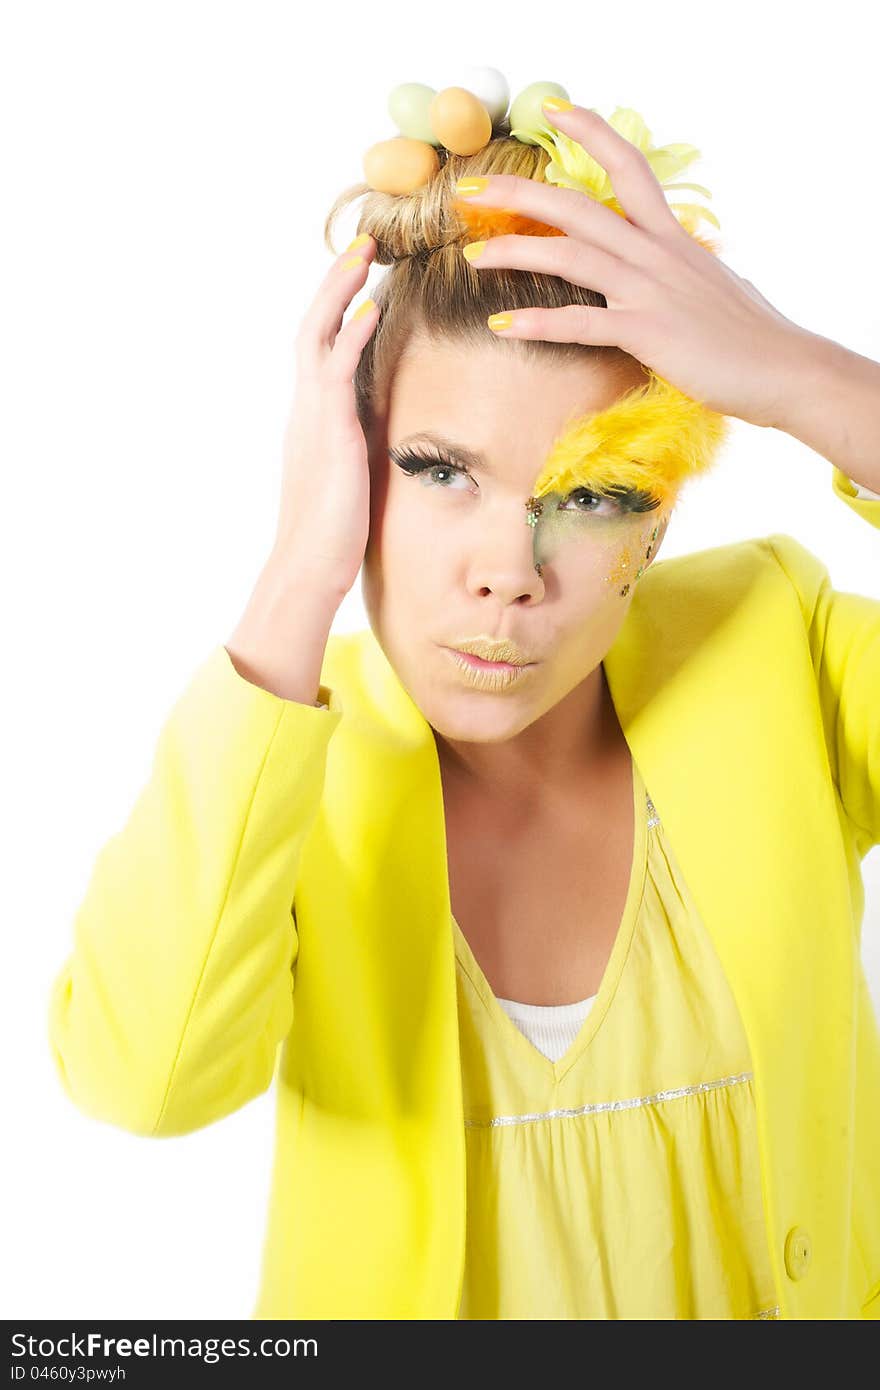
[325,134,557,263]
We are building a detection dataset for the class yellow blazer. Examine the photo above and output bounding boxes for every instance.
[48,465,880,1320]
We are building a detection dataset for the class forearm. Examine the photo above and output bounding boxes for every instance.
[771,332,880,494]
[226,551,344,706]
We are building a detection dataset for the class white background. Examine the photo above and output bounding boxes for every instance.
[3,0,879,1320]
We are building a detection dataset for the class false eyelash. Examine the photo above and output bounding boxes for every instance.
[578,484,663,515]
[388,446,465,477]
[389,447,662,514]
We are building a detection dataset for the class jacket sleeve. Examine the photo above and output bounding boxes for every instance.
[764,521,880,859]
[833,465,880,512]
[47,644,343,1139]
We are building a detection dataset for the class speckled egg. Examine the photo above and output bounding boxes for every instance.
[362,137,440,195]
[508,81,571,144]
[428,86,492,156]
[388,83,439,145]
[444,66,509,125]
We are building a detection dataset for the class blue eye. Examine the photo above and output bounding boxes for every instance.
[389,449,472,489]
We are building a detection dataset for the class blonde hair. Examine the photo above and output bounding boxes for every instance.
[324,132,640,433]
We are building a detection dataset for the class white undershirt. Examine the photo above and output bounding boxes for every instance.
[496,993,598,1063]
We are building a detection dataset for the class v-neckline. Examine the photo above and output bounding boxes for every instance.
[451,755,649,1086]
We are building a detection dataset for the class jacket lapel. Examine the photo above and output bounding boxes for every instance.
[602,541,856,1317]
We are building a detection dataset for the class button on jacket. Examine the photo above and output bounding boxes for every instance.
[48,465,880,1319]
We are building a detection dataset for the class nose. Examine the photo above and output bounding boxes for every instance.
[464,505,545,605]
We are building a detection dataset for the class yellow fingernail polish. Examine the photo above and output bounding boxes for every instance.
[462,241,486,263]
[345,233,371,252]
[342,255,365,270]
[455,177,489,198]
[487,312,513,332]
[542,97,574,112]
[353,298,376,321]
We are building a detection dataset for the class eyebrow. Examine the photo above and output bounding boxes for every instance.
[394,431,496,477]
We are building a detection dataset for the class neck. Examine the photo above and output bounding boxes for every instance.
[433,662,624,808]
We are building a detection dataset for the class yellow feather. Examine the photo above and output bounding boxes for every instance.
[530,370,731,512]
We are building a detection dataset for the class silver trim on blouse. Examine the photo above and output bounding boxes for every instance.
[463,1071,754,1129]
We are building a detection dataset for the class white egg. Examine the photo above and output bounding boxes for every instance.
[444,66,509,125]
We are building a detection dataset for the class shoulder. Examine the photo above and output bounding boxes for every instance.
[617,532,836,669]
[322,627,374,673]
[319,627,398,717]
[644,531,829,614]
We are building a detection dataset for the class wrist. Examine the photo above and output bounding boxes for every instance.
[764,328,839,437]
[262,546,348,610]
[767,329,880,486]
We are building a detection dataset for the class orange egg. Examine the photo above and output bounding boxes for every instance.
[429,86,492,156]
[362,137,440,195]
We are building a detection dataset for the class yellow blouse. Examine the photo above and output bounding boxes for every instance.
[453,756,781,1320]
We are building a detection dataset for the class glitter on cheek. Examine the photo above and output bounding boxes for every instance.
[604,541,636,596]
[604,518,662,597]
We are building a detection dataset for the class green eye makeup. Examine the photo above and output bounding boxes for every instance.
[525,486,661,570]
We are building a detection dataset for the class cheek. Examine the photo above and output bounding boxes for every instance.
[602,516,662,597]
[367,484,446,617]
[381,494,432,574]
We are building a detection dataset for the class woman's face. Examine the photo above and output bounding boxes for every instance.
[362,336,670,745]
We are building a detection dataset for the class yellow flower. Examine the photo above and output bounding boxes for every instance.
[511,105,721,238]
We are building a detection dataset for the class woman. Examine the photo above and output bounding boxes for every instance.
[48,94,880,1320]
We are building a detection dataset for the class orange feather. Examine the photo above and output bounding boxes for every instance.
[451,200,567,241]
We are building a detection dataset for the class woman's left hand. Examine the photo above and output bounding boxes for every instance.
[455,102,818,429]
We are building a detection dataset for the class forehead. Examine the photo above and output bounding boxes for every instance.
[386,337,648,466]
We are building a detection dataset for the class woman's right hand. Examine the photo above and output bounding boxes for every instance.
[272,235,380,598]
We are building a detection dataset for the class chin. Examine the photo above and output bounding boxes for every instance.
[417,689,539,744]
[385,641,542,742]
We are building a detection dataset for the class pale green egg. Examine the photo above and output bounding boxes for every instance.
[388,83,440,145]
[508,80,571,145]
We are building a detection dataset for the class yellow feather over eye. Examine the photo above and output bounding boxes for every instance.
[530,369,731,511]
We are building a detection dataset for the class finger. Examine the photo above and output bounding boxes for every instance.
[326,296,380,383]
[540,103,683,237]
[486,304,642,351]
[297,237,377,368]
[463,232,646,308]
[455,172,648,265]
